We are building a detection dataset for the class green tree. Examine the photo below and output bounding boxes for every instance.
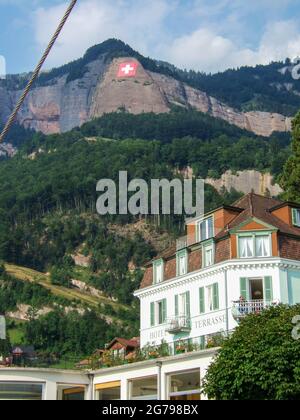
[281,112,300,201]
[202,305,300,400]
[50,267,71,288]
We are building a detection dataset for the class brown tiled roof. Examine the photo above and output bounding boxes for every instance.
[146,244,177,266]
[106,337,140,350]
[215,193,300,239]
[140,193,300,290]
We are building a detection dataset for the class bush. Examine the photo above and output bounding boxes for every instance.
[203,305,300,400]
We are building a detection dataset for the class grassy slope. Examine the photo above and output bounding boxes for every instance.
[4,263,128,311]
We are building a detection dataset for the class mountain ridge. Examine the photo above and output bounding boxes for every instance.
[0,39,297,138]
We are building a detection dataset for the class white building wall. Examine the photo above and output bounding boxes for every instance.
[93,349,217,401]
[0,368,90,400]
[137,258,300,347]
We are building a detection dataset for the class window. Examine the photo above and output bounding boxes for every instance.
[255,236,271,257]
[292,209,300,227]
[240,277,273,303]
[203,242,214,267]
[177,250,188,276]
[197,217,213,242]
[60,386,85,401]
[239,234,271,259]
[239,236,254,258]
[0,383,44,401]
[150,299,167,327]
[207,283,219,312]
[129,376,158,400]
[168,370,201,401]
[95,382,121,400]
[175,292,191,318]
[153,259,164,284]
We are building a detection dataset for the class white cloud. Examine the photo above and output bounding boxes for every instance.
[164,20,300,72]
[34,0,172,68]
[32,0,300,73]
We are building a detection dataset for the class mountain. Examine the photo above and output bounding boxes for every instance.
[0,39,296,361]
[0,39,297,138]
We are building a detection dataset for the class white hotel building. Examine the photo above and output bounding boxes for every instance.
[1,193,300,400]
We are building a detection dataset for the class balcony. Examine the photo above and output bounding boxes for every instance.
[232,300,272,321]
[166,316,191,334]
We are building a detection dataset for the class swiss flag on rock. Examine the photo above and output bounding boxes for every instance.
[117,62,138,78]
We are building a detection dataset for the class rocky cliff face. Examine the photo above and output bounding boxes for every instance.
[206,170,283,196]
[0,57,293,137]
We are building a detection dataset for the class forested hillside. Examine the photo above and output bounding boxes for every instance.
[0,106,292,363]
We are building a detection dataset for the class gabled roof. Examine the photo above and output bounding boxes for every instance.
[215,193,300,239]
[106,337,140,351]
[142,193,300,278]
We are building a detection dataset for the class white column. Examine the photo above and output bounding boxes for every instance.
[44,380,57,400]
[121,378,128,400]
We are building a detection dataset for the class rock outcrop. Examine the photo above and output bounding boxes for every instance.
[205,170,283,196]
[0,57,293,137]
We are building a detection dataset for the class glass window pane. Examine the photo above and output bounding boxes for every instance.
[97,387,121,400]
[155,262,162,283]
[294,210,300,226]
[0,383,43,400]
[200,221,207,241]
[200,217,213,241]
[256,236,270,257]
[169,370,201,398]
[205,248,213,266]
[240,236,254,258]
[207,217,214,239]
[130,376,157,400]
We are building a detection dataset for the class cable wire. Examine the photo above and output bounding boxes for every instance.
[0,0,78,144]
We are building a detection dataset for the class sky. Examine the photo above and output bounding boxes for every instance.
[1,0,300,75]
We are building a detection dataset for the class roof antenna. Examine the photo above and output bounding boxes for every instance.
[0,0,78,144]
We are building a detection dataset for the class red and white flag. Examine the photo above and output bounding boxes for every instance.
[117,62,138,78]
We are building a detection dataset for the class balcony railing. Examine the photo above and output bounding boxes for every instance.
[166,316,191,334]
[232,300,272,321]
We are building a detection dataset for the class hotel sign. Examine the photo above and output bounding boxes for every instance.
[194,314,226,330]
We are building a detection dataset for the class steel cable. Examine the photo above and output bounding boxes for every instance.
[0,0,78,144]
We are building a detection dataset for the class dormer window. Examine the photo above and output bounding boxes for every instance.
[153,259,164,284]
[292,209,300,227]
[197,216,214,242]
[176,250,188,276]
[203,242,215,267]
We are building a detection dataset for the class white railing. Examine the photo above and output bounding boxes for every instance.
[232,300,272,320]
[166,316,191,334]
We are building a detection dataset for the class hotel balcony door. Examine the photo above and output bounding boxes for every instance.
[249,279,264,301]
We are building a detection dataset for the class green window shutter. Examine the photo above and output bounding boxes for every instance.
[199,287,205,314]
[150,302,155,327]
[162,299,167,323]
[240,278,248,300]
[200,336,205,349]
[175,295,179,317]
[213,283,219,310]
[185,291,191,317]
[264,277,273,303]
